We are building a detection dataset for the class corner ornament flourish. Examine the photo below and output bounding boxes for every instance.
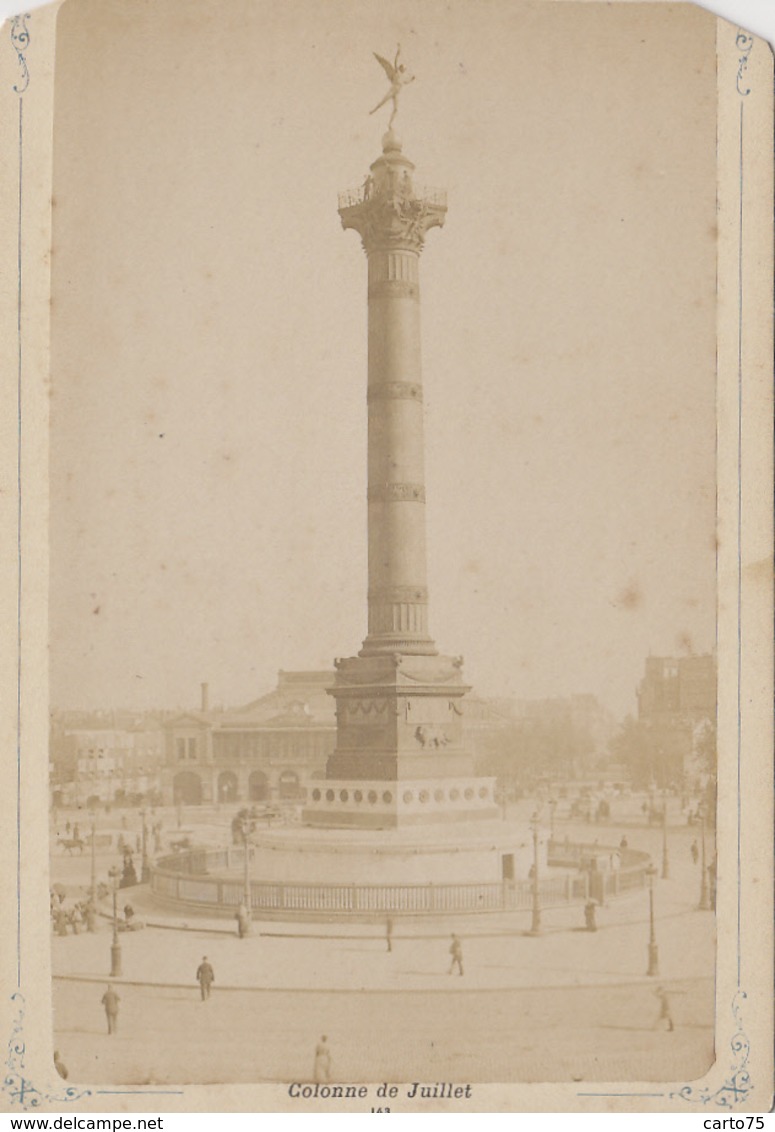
[4,993,92,1109]
[670,990,752,1109]
[10,13,30,94]
[735,29,754,97]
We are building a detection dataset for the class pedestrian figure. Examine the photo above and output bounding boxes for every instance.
[55,907,68,937]
[53,1050,68,1080]
[313,1035,331,1083]
[619,836,628,850]
[584,900,598,932]
[448,933,464,976]
[121,855,137,887]
[690,839,699,865]
[386,917,393,953]
[85,901,97,933]
[65,821,71,836]
[654,986,674,1032]
[235,902,250,938]
[196,955,215,1001]
[101,984,120,1035]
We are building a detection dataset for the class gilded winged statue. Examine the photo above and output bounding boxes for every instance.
[369,45,415,129]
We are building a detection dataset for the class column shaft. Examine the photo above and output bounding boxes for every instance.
[361,249,435,656]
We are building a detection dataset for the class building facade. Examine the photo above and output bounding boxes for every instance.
[161,671,337,806]
[635,653,717,787]
[50,719,166,808]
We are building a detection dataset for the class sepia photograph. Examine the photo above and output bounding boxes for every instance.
[0,0,772,1115]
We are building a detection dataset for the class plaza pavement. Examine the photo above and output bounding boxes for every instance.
[52,878,713,993]
[49,817,716,1088]
[51,814,715,993]
[52,976,714,1088]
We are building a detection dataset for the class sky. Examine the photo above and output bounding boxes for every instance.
[49,0,719,718]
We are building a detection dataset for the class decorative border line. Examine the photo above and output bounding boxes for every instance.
[733,26,750,992]
[3,994,184,1107]
[15,91,22,992]
[670,992,751,1108]
[4,994,92,1108]
[578,1093,665,1099]
[10,14,30,95]
[4,19,105,1114]
[2,15,759,1112]
[735,29,754,97]
[11,8,30,999]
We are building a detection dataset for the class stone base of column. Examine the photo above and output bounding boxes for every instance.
[326,749,474,781]
[318,652,496,828]
[302,774,499,829]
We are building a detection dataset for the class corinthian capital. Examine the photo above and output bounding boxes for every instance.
[340,190,446,254]
[338,132,446,254]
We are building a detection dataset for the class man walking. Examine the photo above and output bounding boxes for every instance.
[196,956,215,1001]
[84,899,97,933]
[584,899,598,932]
[313,1034,331,1083]
[235,902,250,938]
[101,984,120,1035]
[448,933,464,976]
[654,986,675,1032]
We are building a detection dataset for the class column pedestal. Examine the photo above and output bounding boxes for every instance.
[302,654,498,829]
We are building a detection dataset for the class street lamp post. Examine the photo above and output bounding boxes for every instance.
[139,807,150,883]
[661,797,670,880]
[241,817,252,930]
[646,864,659,976]
[89,809,97,903]
[108,864,122,977]
[528,811,542,936]
[698,805,710,910]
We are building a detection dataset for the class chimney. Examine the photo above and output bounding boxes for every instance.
[200,682,210,712]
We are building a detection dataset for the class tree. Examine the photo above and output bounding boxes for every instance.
[608,716,651,786]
